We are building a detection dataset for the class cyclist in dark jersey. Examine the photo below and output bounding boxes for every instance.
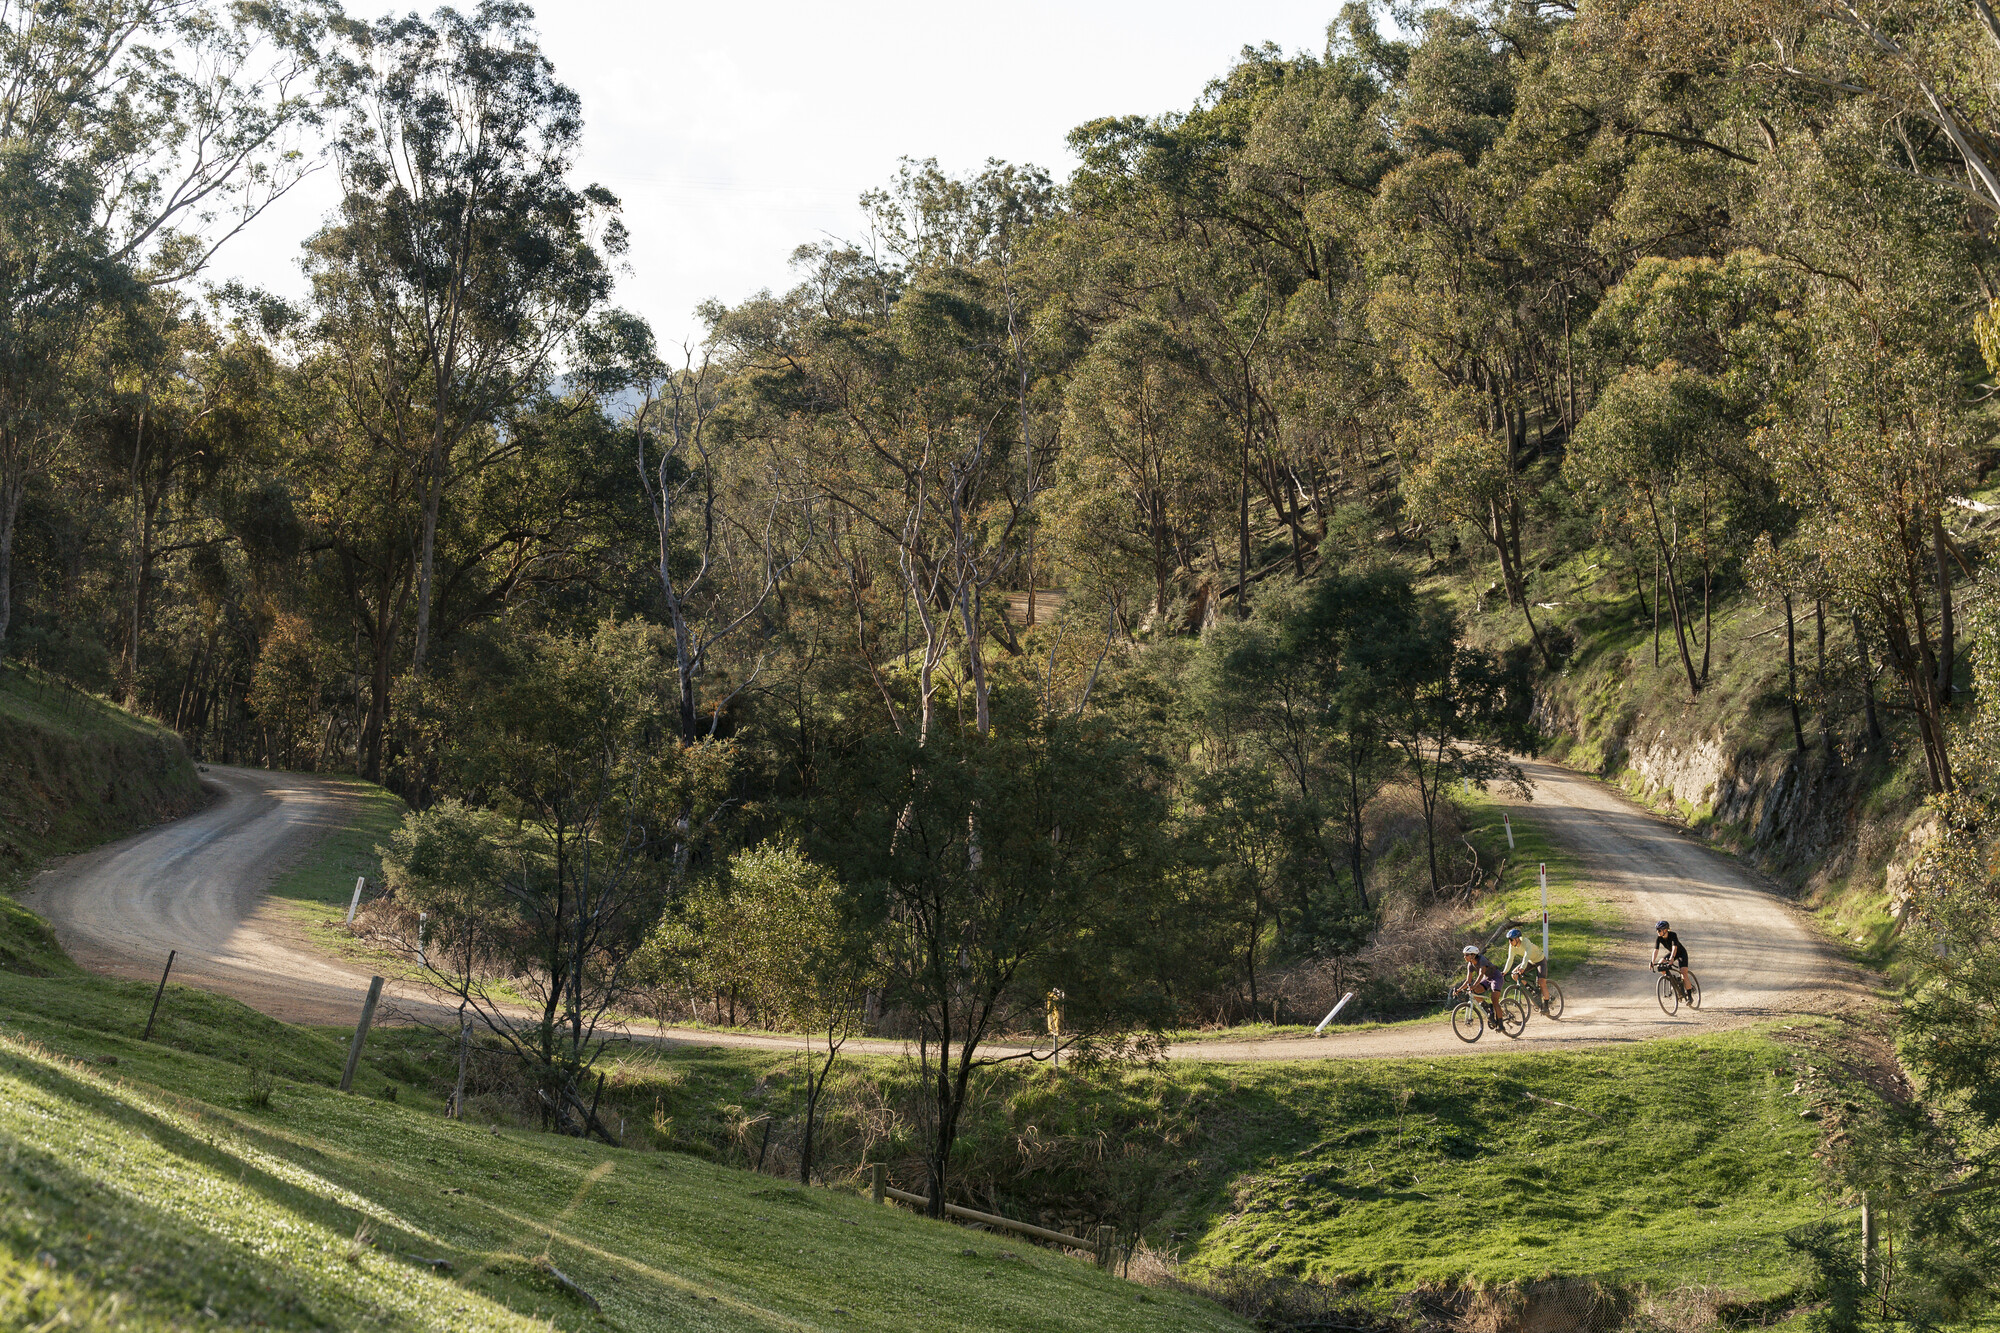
[1652,920,1692,996]
[1460,945,1505,1026]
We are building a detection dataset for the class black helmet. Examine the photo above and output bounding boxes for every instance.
[1656,920,1670,931]
[1506,928,1522,939]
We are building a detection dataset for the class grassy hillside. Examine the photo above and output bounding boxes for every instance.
[0,663,204,885]
[1459,789,1621,974]
[260,776,413,969]
[268,778,407,910]
[375,1022,1844,1319]
[0,907,1242,1332]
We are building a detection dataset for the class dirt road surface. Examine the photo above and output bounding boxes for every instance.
[19,759,1864,1058]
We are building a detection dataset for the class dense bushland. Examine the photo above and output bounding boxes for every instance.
[15,0,2000,1322]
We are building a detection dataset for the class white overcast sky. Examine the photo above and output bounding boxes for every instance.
[215,1,1339,350]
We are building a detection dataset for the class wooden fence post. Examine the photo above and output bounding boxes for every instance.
[1094,1224,1116,1269]
[340,976,384,1092]
[872,1163,886,1206]
[141,950,176,1041]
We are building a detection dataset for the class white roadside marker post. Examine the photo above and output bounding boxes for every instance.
[345,875,366,925]
[1314,991,1355,1036]
[1503,813,1514,850]
[1540,862,1551,1005]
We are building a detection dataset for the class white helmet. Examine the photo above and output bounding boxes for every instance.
[1462,945,1481,956]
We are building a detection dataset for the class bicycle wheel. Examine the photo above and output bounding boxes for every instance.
[1657,972,1679,1015]
[1503,983,1534,1024]
[1498,992,1530,1037]
[1684,973,1701,1010]
[1541,979,1565,1020]
[1451,1001,1484,1043]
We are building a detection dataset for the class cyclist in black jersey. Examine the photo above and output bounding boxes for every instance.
[1652,920,1692,996]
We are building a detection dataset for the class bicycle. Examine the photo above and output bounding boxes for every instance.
[1448,983,1528,1043]
[1655,961,1701,1014]
[1504,969,1565,1020]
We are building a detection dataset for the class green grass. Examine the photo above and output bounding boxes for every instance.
[1155,1033,1821,1297]
[258,777,431,977]
[1458,786,1622,978]
[0,662,203,885]
[268,778,408,908]
[0,929,1244,1331]
[393,1023,1838,1314]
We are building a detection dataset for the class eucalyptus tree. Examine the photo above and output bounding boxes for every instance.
[1054,315,1234,625]
[87,299,262,707]
[1570,252,1797,695]
[810,704,1170,1217]
[1366,592,1529,895]
[386,619,738,1125]
[712,166,1055,741]
[658,841,869,1183]
[0,0,322,656]
[1094,25,1408,602]
[1569,367,1732,696]
[1370,13,1591,662]
[1064,50,1351,611]
[306,0,625,675]
[1759,295,1975,794]
[1728,74,1985,792]
[594,312,813,744]
[1186,573,1400,938]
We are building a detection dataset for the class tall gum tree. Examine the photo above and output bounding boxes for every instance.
[0,0,321,657]
[307,0,624,683]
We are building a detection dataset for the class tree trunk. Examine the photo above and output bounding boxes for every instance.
[923,1044,974,1220]
[1629,548,1651,623]
[1699,555,1713,687]
[1785,595,1806,752]
[411,446,446,672]
[452,1008,470,1118]
[1245,897,1260,1009]
[1816,600,1832,752]
[1881,608,1953,792]
[0,465,19,657]
[1645,500,1701,696]
[1025,534,1036,627]
[959,577,992,737]
[800,1064,817,1186]
[358,568,408,783]
[360,629,394,783]
[1283,468,1308,577]
[124,409,147,704]
[1485,496,1551,664]
[1346,761,1369,910]
[1934,512,1955,706]
[1420,772,1442,896]
[1855,614,1883,742]
[1236,424,1251,618]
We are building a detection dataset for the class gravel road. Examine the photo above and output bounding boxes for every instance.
[18,758,1863,1058]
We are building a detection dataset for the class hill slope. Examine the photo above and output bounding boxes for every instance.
[0,910,1242,1332]
[0,664,204,888]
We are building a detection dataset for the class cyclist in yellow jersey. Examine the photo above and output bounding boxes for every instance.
[1501,927,1547,1003]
